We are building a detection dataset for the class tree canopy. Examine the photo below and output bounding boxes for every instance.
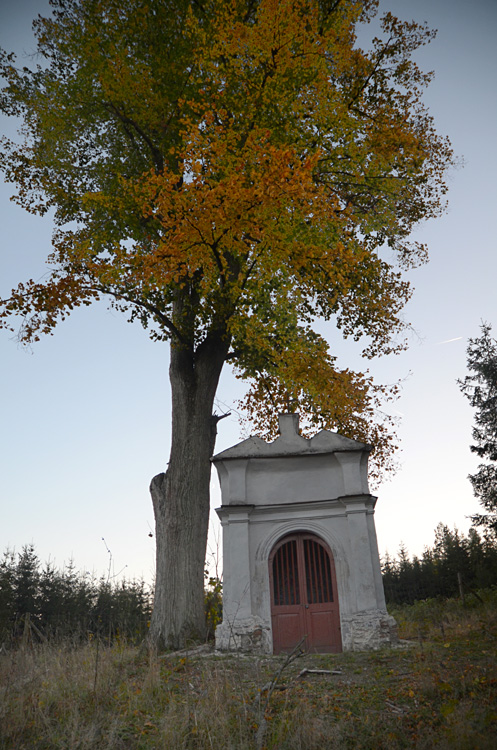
[459,323,497,535]
[1,0,452,472]
[1,0,455,647]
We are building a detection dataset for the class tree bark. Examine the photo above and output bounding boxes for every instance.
[148,331,230,650]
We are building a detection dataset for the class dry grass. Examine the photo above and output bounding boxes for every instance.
[1,593,496,749]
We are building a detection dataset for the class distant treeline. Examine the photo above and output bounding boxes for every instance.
[382,524,497,605]
[0,545,152,645]
[3,526,497,646]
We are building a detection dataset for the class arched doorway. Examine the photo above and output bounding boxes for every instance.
[269,533,342,654]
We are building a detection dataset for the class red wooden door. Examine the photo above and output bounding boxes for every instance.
[269,533,342,654]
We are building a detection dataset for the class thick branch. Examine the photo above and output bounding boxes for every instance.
[97,285,191,348]
[103,101,164,173]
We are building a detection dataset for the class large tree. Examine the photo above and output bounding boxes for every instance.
[0,0,453,649]
[459,323,497,535]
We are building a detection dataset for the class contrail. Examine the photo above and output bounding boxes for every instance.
[438,336,463,345]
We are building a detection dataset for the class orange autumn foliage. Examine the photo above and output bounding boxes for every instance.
[0,0,453,477]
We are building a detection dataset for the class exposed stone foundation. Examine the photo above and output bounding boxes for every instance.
[216,611,397,654]
[340,610,398,651]
[215,616,272,653]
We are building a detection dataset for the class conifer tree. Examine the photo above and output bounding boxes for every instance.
[459,323,497,535]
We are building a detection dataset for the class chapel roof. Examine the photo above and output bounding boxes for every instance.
[212,413,371,461]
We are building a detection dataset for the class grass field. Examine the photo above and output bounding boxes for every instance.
[1,591,496,749]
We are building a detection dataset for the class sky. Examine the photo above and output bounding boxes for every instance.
[1,0,496,585]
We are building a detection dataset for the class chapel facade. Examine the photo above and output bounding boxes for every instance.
[213,413,397,654]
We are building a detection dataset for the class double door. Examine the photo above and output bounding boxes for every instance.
[269,533,341,654]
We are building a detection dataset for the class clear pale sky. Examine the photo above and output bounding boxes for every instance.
[1,0,496,584]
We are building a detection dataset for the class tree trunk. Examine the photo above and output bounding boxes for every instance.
[148,331,229,650]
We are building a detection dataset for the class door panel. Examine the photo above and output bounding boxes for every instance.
[272,538,300,605]
[270,533,341,654]
[304,538,334,603]
[306,607,341,653]
[270,538,304,652]
[271,612,305,654]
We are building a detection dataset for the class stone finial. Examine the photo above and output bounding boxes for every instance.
[278,413,300,440]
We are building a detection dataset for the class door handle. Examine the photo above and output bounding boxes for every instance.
[305,604,309,609]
